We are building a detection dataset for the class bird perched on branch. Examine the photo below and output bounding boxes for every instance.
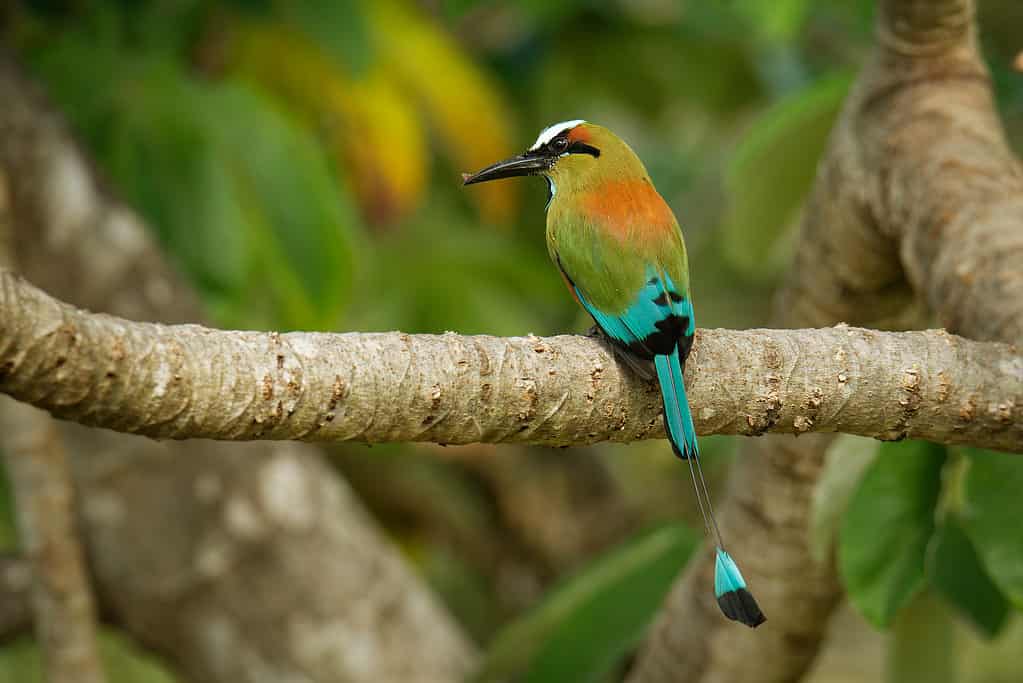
[463,120,765,628]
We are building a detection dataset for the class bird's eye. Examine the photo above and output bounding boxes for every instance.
[551,137,570,153]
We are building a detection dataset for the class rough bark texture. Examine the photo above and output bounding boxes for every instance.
[789,0,1023,341]
[0,399,107,683]
[629,1,1023,681]
[1,269,1018,450]
[0,51,476,683]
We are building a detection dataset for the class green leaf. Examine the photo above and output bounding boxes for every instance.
[0,629,179,683]
[477,524,697,683]
[0,637,43,683]
[960,448,1023,608]
[809,436,880,564]
[541,25,762,124]
[194,82,360,330]
[27,17,127,151]
[275,0,374,76]
[721,72,851,279]
[839,440,946,628]
[732,0,812,44]
[350,207,563,336]
[927,518,1009,638]
[103,64,251,306]
[98,630,180,683]
[440,0,485,20]
[888,591,958,683]
[0,459,15,550]
[31,32,360,330]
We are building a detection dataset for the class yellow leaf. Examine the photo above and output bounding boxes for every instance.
[231,25,428,225]
[368,0,520,224]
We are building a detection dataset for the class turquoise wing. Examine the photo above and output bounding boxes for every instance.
[558,261,694,360]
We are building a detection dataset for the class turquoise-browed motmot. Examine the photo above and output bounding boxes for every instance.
[463,120,765,627]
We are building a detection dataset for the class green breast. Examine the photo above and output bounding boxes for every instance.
[546,202,690,314]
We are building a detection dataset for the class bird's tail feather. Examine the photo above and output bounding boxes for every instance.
[654,347,766,628]
[715,549,766,627]
[654,347,698,460]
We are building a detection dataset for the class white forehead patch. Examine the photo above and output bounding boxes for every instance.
[530,119,586,151]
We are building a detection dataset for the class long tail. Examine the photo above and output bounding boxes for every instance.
[654,347,765,628]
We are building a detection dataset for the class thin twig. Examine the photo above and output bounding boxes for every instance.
[1,398,106,683]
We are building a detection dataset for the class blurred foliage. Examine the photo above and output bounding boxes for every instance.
[929,519,1009,638]
[887,591,958,683]
[477,523,696,683]
[2,1,1022,681]
[722,72,851,278]
[834,440,1020,647]
[839,440,946,628]
[0,462,14,551]
[960,448,1023,609]
[809,435,880,565]
[0,630,178,683]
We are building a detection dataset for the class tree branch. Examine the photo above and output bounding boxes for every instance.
[878,0,974,57]
[789,0,1023,343]
[0,269,1018,451]
[0,398,106,683]
[873,10,1023,343]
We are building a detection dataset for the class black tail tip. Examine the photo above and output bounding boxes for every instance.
[717,588,766,628]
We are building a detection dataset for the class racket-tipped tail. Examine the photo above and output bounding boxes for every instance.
[714,549,766,628]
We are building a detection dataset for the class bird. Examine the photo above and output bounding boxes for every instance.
[463,120,765,628]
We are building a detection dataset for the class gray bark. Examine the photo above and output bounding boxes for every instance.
[1,269,1018,451]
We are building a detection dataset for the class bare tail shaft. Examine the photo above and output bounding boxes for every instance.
[654,348,765,628]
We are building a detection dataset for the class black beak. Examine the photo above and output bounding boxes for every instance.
[462,152,550,185]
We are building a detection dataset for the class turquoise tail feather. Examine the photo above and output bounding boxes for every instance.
[656,347,766,628]
[715,549,765,627]
[565,269,764,627]
[653,348,697,460]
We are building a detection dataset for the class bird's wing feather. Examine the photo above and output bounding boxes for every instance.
[556,256,694,360]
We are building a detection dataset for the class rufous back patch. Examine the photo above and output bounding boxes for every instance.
[579,179,676,241]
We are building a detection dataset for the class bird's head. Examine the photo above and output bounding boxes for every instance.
[463,120,647,200]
